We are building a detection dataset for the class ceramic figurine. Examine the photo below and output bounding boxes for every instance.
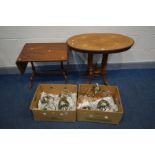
[93,83,102,94]
[41,94,53,104]
[97,99,110,111]
[58,96,70,110]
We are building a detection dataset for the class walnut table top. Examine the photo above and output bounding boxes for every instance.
[67,33,134,53]
[17,43,68,62]
[16,43,68,74]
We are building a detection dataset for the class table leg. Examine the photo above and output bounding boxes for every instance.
[101,53,109,85]
[61,61,68,83]
[29,62,36,89]
[88,53,94,83]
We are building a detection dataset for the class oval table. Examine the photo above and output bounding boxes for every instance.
[67,33,134,84]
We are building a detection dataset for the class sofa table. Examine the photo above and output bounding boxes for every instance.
[16,43,68,88]
[67,33,134,84]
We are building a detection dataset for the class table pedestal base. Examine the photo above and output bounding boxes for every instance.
[88,53,108,84]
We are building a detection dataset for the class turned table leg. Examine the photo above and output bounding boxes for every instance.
[88,53,94,83]
[61,61,68,83]
[101,53,109,85]
[29,62,36,89]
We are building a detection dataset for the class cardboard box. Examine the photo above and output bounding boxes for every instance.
[77,84,123,124]
[30,84,77,122]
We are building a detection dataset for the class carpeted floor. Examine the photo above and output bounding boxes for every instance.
[0,68,155,129]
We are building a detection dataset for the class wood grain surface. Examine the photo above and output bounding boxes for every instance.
[17,43,68,62]
[67,33,134,53]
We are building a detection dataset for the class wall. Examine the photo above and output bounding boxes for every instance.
[0,26,155,68]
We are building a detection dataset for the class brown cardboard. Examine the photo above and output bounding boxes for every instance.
[77,84,124,124]
[30,84,77,122]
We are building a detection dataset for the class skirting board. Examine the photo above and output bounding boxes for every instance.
[0,62,155,75]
